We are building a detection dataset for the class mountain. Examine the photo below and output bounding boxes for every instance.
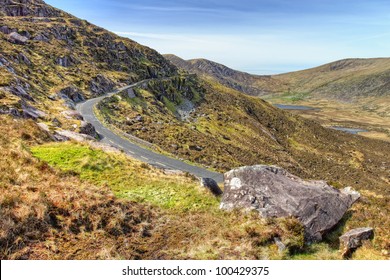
[0,0,176,127]
[274,58,390,100]
[1,0,389,260]
[166,54,390,100]
[164,54,285,96]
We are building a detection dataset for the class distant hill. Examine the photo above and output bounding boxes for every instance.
[165,54,390,101]
[273,58,390,100]
[164,54,286,96]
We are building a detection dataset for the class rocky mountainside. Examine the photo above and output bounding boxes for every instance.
[164,54,285,96]
[0,0,176,130]
[1,0,389,260]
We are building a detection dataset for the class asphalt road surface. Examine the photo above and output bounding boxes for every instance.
[76,81,224,183]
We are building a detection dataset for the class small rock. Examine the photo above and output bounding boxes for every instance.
[274,237,287,253]
[135,115,143,122]
[340,228,374,258]
[0,26,12,34]
[52,118,62,127]
[200,178,223,196]
[61,110,83,120]
[56,56,73,67]
[127,88,136,98]
[79,121,99,139]
[8,32,29,45]
[33,34,49,42]
[37,123,50,133]
[189,145,203,151]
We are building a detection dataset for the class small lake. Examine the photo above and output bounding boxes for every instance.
[274,104,318,111]
[330,126,368,135]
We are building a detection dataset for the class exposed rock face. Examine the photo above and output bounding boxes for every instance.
[90,74,115,96]
[10,85,34,101]
[79,121,99,139]
[8,32,29,44]
[61,110,83,120]
[220,165,360,242]
[200,178,223,196]
[0,0,63,17]
[21,101,47,120]
[59,86,85,103]
[56,56,74,67]
[340,228,374,258]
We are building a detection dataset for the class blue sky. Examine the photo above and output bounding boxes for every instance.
[45,0,390,74]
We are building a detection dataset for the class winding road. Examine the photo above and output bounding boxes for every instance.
[76,81,224,183]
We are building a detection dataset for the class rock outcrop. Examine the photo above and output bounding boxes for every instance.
[0,0,63,17]
[79,121,99,139]
[21,101,47,120]
[8,32,29,44]
[340,228,374,258]
[59,86,85,103]
[90,74,115,96]
[200,178,223,196]
[220,165,360,242]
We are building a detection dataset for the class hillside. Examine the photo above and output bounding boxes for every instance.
[0,0,176,133]
[0,0,389,260]
[164,54,285,96]
[273,58,390,100]
[166,55,390,141]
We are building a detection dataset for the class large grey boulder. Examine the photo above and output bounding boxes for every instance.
[220,165,360,242]
[340,228,374,258]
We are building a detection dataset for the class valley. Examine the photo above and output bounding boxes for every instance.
[0,0,389,261]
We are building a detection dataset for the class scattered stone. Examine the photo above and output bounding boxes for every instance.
[37,122,50,133]
[189,145,203,151]
[79,121,99,139]
[56,56,74,67]
[274,237,287,253]
[0,26,12,34]
[127,88,136,98]
[134,115,143,122]
[220,165,360,242]
[52,118,62,127]
[200,178,223,196]
[164,169,186,176]
[33,34,49,42]
[340,228,374,258]
[48,94,58,101]
[18,53,31,65]
[8,32,29,45]
[61,110,83,120]
[55,130,93,142]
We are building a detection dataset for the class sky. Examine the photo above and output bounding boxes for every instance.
[45,0,390,74]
